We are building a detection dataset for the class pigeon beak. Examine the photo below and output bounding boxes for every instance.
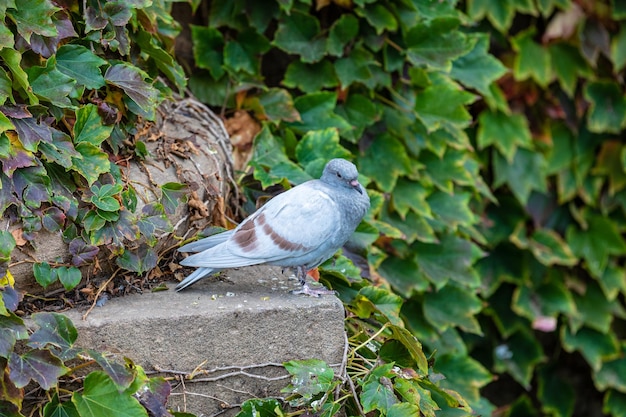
[350,179,363,194]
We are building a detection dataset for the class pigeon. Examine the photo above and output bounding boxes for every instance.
[177,158,370,296]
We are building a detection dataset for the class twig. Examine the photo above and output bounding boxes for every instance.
[82,267,122,320]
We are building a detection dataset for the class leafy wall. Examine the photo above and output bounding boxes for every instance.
[187,0,626,415]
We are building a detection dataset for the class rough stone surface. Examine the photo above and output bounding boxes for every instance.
[63,265,346,416]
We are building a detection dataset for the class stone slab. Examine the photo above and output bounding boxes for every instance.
[63,265,346,416]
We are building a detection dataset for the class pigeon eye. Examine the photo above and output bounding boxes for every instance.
[337,172,342,178]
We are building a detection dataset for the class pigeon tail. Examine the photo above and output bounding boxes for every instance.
[175,267,220,291]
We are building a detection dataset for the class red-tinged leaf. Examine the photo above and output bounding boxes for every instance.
[68,238,99,266]
[1,286,22,313]
[11,117,53,152]
[136,377,172,417]
[28,13,77,58]
[86,350,135,390]
[12,165,51,209]
[0,133,37,177]
[41,206,65,232]
[116,244,157,274]
[104,64,159,118]
[9,349,69,390]
[5,0,60,42]
[0,312,27,359]
[38,129,80,169]
[28,312,77,360]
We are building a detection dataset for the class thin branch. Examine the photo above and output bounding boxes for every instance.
[82,267,122,320]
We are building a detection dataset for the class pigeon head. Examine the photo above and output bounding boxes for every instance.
[321,158,364,194]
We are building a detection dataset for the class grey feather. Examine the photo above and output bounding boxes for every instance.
[176,158,370,295]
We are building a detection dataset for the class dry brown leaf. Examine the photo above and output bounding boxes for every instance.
[542,3,584,43]
[11,228,27,246]
[225,110,261,171]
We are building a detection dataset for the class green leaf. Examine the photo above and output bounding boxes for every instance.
[295,128,351,174]
[71,142,111,186]
[604,390,626,417]
[105,64,159,119]
[273,11,325,63]
[451,34,507,96]
[90,184,122,212]
[414,234,483,289]
[389,324,429,374]
[359,133,412,192]
[378,255,430,297]
[327,14,358,56]
[427,191,477,229]
[584,80,626,134]
[356,3,397,35]
[161,182,188,215]
[549,43,592,97]
[390,178,431,220]
[537,365,575,417]
[414,73,476,132]
[561,326,620,371]
[190,25,225,80]
[56,45,107,90]
[357,286,403,326]
[27,57,76,108]
[246,88,300,123]
[73,104,114,146]
[511,28,552,86]
[334,46,377,88]
[570,280,626,334]
[522,229,578,267]
[467,0,536,32]
[43,393,80,417]
[33,262,57,288]
[283,60,338,93]
[236,398,282,417]
[435,354,492,403]
[612,25,626,72]
[116,245,157,274]
[282,359,335,404]
[477,110,533,163]
[594,353,626,393]
[406,19,474,71]
[9,349,69,390]
[0,48,38,104]
[286,92,351,134]
[6,0,60,42]
[493,328,544,389]
[83,210,106,233]
[360,364,398,414]
[56,266,81,291]
[335,93,381,143]
[423,284,483,334]
[72,371,148,417]
[493,148,548,205]
[566,212,626,279]
[87,349,135,390]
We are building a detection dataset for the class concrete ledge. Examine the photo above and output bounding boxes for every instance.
[63,266,346,415]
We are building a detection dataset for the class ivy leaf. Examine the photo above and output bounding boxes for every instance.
[604,390,626,417]
[286,92,351,134]
[9,349,69,390]
[537,365,575,417]
[389,325,429,374]
[28,312,77,360]
[33,262,57,288]
[43,394,80,417]
[27,57,76,108]
[90,183,123,212]
[71,142,111,186]
[11,117,53,152]
[477,110,533,163]
[72,371,147,417]
[283,60,338,93]
[414,73,476,132]
[360,364,398,414]
[594,355,626,393]
[493,328,544,390]
[467,0,536,33]
[0,312,26,358]
[427,191,477,230]
[135,30,186,93]
[56,266,81,291]
[69,238,99,266]
[224,29,270,75]
[335,93,381,144]
[511,28,552,87]
[273,11,325,63]
[493,149,548,205]
[414,234,483,289]
[390,178,431,220]
[358,286,403,326]
[13,165,51,209]
[423,284,483,334]
[592,140,626,195]
[161,182,188,215]
[571,281,626,334]
[612,25,626,72]
[451,34,508,96]
[86,350,135,390]
[0,48,39,104]
[38,130,80,169]
[334,46,377,89]
[42,206,66,232]
[105,64,159,119]
[295,128,351,175]
[378,255,430,297]
[190,25,225,80]
[359,133,412,192]
[6,0,60,42]
[116,244,157,274]
[282,359,335,406]
[584,81,626,134]
[356,3,397,34]
[566,213,626,279]
[549,43,592,97]
[56,45,107,90]
[245,88,300,123]
[238,398,282,417]
[435,354,492,403]
[327,14,358,56]
[0,132,37,176]
[561,326,620,371]
[406,19,474,71]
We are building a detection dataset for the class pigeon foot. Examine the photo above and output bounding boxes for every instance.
[292,282,336,297]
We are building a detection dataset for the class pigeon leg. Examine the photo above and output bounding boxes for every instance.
[291,266,336,297]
